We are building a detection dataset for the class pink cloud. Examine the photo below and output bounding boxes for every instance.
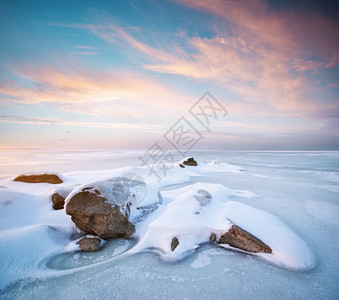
[0,58,194,121]
[0,114,163,133]
[74,1,338,121]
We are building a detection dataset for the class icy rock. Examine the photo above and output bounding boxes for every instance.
[182,157,198,166]
[14,173,63,184]
[194,189,212,207]
[219,224,272,253]
[66,183,135,239]
[77,237,103,252]
[197,189,212,199]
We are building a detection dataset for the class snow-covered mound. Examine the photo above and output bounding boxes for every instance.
[0,188,75,289]
[130,183,315,269]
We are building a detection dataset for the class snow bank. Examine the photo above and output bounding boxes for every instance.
[0,225,70,289]
[130,183,314,269]
[0,184,75,289]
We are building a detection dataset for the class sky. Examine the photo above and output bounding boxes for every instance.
[0,0,338,150]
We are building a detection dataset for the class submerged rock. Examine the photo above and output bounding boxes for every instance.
[77,237,103,252]
[182,157,198,166]
[219,225,272,253]
[14,173,63,184]
[194,189,212,207]
[66,181,135,239]
[171,237,179,251]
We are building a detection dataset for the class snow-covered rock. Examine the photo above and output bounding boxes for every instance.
[129,183,314,269]
[65,181,135,239]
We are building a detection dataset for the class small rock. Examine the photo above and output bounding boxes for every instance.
[77,237,102,252]
[171,237,179,251]
[210,233,217,243]
[51,186,75,210]
[14,173,63,184]
[182,157,198,166]
[179,163,185,168]
[52,193,65,210]
[219,225,272,253]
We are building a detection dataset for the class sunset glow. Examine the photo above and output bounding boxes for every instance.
[0,0,338,150]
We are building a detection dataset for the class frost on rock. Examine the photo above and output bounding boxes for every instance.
[65,183,135,239]
[65,177,160,239]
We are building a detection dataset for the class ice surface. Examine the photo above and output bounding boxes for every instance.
[305,201,339,226]
[0,150,338,299]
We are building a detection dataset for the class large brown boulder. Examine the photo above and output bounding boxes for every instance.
[14,173,63,184]
[218,225,272,253]
[66,185,135,239]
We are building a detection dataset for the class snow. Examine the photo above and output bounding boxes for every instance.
[129,183,314,269]
[0,150,338,298]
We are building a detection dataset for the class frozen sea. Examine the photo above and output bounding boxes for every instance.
[0,150,338,299]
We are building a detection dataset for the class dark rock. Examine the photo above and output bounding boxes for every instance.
[52,193,65,210]
[14,173,63,184]
[171,237,179,251]
[77,237,102,252]
[179,164,185,168]
[210,233,217,243]
[51,186,75,210]
[219,225,272,253]
[182,157,198,166]
[66,190,135,239]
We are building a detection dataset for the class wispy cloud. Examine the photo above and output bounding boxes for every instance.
[69,1,338,123]
[0,57,194,121]
[0,114,163,132]
[71,51,98,55]
[71,45,98,55]
[73,45,97,50]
